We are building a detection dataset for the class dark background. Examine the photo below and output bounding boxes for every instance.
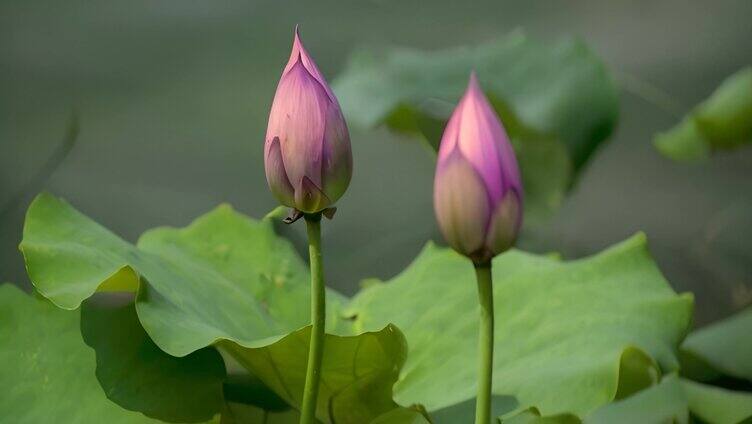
[2,0,751,325]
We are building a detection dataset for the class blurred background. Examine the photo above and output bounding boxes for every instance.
[1,0,750,326]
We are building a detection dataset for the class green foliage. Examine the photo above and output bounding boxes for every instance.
[654,67,752,161]
[14,193,752,423]
[0,284,412,424]
[20,193,348,357]
[345,234,693,416]
[614,310,752,424]
[0,285,167,423]
[680,307,752,382]
[333,32,619,224]
[16,193,412,423]
[501,375,752,424]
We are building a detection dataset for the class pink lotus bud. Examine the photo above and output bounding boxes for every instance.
[434,73,523,263]
[264,27,352,213]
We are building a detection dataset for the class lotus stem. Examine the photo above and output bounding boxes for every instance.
[300,213,326,424]
[474,262,494,424]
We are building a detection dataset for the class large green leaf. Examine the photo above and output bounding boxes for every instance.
[654,67,752,161]
[680,307,752,383]
[0,284,166,423]
[344,234,693,417]
[20,192,346,357]
[333,32,618,223]
[19,193,412,423]
[80,297,226,422]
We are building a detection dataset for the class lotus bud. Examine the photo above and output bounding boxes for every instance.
[264,27,352,214]
[434,73,523,264]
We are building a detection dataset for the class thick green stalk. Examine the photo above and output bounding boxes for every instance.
[300,214,325,424]
[474,262,494,424]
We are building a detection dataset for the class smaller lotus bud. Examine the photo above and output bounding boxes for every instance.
[433,73,523,264]
[264,26,352,214]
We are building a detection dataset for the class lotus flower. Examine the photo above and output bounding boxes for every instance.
[264,27,352,214]
[434,73,523,263]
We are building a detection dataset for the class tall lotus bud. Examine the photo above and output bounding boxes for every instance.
[264,27,352,214]
[434,73,523,264]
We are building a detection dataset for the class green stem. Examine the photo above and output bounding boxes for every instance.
[474,262,494,424]
[300,214,325,424]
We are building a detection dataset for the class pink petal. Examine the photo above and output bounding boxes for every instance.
[264,136,295,207]
[320,102,352,204]
[434,149,491,257]
[485,189,522,255]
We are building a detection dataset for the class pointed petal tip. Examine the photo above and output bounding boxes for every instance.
[283,24,310,75]
[291,25,302,50]
[459,70,486,106]
[468,71,481,90]
[288,24,314,68]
